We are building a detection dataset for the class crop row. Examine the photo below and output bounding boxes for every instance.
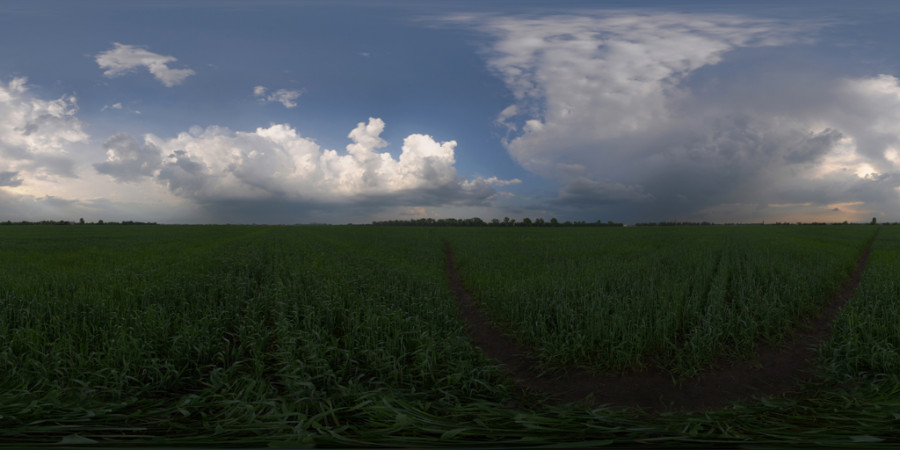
[445,225,876,377]
[822,225,900,377]
[0,226,514,444]
[0,224,897,446]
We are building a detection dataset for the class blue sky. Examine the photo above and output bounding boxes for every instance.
[2,1,900,224]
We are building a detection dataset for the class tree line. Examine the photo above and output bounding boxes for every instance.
[0,219,158,226]
[370,217,624,227]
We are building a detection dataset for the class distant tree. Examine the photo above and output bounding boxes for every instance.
[491,218,500,226]
[534,217,545,226]
[467,217,486,226]
[79,218,85,225]
[872,217,877,225]
[503,217,512,226]
[550,217,559,226]
[521,217,532,226]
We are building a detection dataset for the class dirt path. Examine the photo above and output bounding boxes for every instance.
[444,231,878,412]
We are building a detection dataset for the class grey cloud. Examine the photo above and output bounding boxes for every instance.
[157,150,209,197]
[94,133,163,182]
[0,171,22,187]
[557,178,653,207]
[0,189,197,224]
[17,112,75,138]
[0,147,78,178]
[784,129,843,164]
[459,12,900,222]
[25,155,78,178]
[0,190,87,222]
[361,182,500,208]
[193,181,500,224]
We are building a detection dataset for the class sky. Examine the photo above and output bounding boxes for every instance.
[2,0,900,224]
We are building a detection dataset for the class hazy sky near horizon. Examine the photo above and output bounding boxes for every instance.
[2,0,900,224]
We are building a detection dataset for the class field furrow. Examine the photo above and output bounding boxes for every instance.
[444,226,876,376]
[1,224,898,446]
[444,229,878,410]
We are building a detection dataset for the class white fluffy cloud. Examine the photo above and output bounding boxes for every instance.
[0,77,88,179]
[96,118,509,207]
[460,12,900,221]
[96,43,195,87]
[253,85,303,108]
[1,75,515,223]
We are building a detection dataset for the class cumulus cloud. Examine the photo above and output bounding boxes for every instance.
[96,43,195,87]
[467,12,810,176]
[454,12,900,222]
[0,77,87,180]
[253,85,303,108]
[95,118,513,209]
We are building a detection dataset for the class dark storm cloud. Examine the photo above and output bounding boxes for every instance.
[556,178,652,207]
[783,129,844,164]
[467,12,900,222]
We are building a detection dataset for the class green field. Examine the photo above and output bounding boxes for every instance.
[1,224,898,446]
[447,226,873,376]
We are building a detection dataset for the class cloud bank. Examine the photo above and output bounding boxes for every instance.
[461,12,900,222]
[96,43,195,87]
[96,117,514,211]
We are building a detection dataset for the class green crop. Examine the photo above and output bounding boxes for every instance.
[444,225,874,377]
[0,224,897,447]
[822,225,900,376]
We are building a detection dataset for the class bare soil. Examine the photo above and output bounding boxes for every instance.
[444,232,877,412]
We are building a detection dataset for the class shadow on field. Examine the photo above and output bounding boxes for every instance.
[443,230,878,412]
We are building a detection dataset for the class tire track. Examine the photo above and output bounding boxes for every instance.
[444,230,878,412]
